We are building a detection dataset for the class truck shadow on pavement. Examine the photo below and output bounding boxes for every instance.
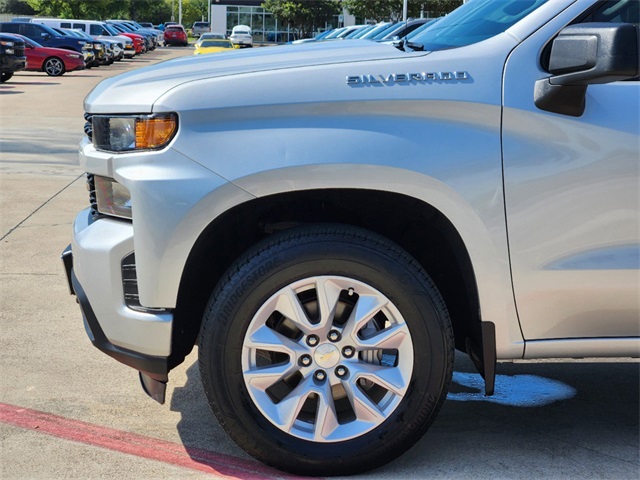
[170,356,639,479]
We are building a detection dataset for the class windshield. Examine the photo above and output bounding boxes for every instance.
[350,25,375,38]
[115,23,134,32]
[411,0,549,51]
[201,40,231,48]
[360,23,392,39]
[76,31,92,40]
[23,36,42,48]
[407,18,441,39]
[325,27,347,39]
[103,24,121,36]
[371,23,400,40]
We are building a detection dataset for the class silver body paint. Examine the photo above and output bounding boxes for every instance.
[73,0,639,359]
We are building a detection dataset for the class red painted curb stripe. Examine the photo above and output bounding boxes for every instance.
[0,402,307,480]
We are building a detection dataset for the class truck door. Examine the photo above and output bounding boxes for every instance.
[502,0,639,350]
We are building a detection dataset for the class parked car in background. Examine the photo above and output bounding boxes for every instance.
[335,24,369,38]
[163,24,188,46]
[358,21,394,39]
[30,19,135,59]
[195,32,227,47]
[126,20,164,44]
[107,20,162,50]
[291,28,336,44]
[107,22,148,53]
[229,24,252,47]
[66,28,121,64]
[0,32,26,82]
[138,22,154,29]
[194,38,236,55]
[192,21,210,37]
[0,22,87,53]
[345,24,376,39]
[375,18,431,41]
[49,27,95,67]
[12,33,84,76]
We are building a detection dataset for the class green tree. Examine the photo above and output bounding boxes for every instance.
[261,0,341,38]
[343,0,461,21]
[0,0,36,15]
[19,0,172,21]
[180,0,209,28]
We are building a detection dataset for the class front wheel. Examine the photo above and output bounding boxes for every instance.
[43,57,65,76]
[0,72,13,83]
[199,224,454,476]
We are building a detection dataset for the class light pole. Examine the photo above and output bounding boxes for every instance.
[403,0,408,21]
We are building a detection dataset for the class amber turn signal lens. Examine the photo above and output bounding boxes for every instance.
[135,115,178,149]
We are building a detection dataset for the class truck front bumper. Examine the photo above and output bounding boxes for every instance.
[61,209,173,403]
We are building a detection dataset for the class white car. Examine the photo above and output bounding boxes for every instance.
[229,24,252,47]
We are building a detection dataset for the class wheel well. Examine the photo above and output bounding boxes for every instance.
[169,189,481,369]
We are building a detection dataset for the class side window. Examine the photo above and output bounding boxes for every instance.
[22,24,43,39]
[580,0,639,25]
[1,23,20,34]
[576,0,639,80]
[61,22,71,28]
[89,25,102,36]
[73,23,85,31]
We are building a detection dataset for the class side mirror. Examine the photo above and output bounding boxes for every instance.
[534,23,638,116]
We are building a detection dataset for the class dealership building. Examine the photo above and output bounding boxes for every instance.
[209,0,356,43]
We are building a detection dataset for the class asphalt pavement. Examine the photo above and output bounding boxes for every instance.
[0,45,638,480]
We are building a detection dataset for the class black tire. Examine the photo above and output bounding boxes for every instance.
[0,72,13,83]
[43,57,65,76]
[198,224,454,476]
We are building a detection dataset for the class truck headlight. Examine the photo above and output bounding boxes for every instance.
[94,176,132,219]
[1,40,14,46]
[94,43,103,50]
[92,114,178,152]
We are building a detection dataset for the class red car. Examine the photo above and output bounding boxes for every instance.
[164,25,188,46]
[112,32,145,54]
[13,34,84,76]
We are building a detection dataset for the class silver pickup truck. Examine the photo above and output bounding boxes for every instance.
[62,0,639,475]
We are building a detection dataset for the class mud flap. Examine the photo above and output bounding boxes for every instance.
[465,321,497,396]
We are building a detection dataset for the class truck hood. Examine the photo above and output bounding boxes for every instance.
[85,40,422,113]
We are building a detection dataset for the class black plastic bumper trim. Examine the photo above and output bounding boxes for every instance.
[62,246,169,381]
[61,245,75,295]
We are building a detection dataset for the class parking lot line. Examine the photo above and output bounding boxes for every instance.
[0,402,306,480]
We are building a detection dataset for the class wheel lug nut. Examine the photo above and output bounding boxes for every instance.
[314,370,326,382]
[306,335,319,347]
[328,330,341,342]
[342,346,355,358]
[335,366,348,378]
[299,355,312,367]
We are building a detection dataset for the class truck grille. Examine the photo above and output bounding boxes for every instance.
[14,45,24,57]
[86,173,99,218]
[84,112,93,141]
